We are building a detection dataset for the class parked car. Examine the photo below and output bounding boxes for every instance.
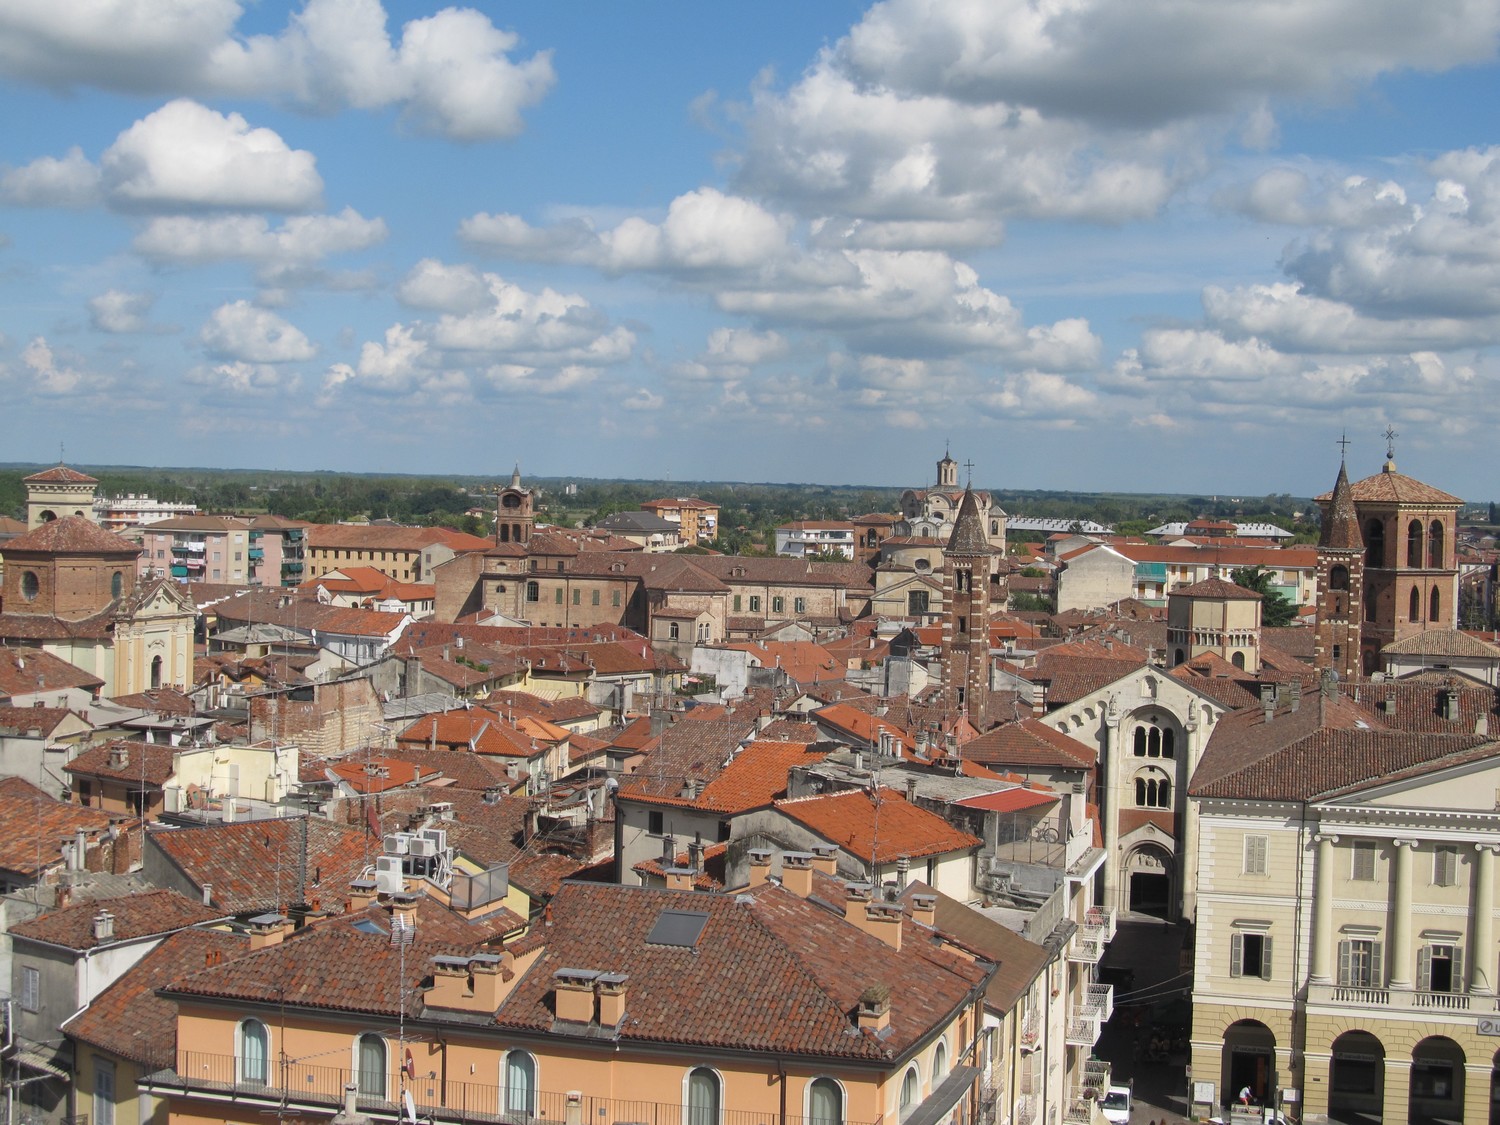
[1100,1084,1132,1124]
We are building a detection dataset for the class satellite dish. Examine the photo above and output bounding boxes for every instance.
[403,1091,417,1125]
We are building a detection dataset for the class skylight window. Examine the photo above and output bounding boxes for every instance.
[646,909,709,947]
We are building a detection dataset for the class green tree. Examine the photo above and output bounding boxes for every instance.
[1230,566,1298,627]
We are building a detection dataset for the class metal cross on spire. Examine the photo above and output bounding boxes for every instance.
[1383,425,1399,462]
[1336,431,1350,462]
[963,459,975,488]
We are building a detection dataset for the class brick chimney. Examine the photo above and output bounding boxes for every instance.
[856,983,892,1033]
[910,893,937,928]
[863,901,904,950]
[748,848,773,888]
[781,851,814,897]
[810,844,838,875]
[553,968,599,1023]
[596,973,628,1026]
[249,912,289,950]
[347,879,377,912]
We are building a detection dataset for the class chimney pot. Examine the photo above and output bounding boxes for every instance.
[92,910,115,942]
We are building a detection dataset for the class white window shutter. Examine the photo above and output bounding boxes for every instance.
[1260,936,1274,981]
[1337,940,1351,986]
[1371,941,1384,986]
[1452,946,1465,993]
[1231,933,1244,977]
[1417,946,1432,992]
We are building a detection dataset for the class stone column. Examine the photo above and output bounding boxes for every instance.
[1472,843,1497,994]
[1389,839,1416,989]
[1102,705,1122,912]
[1310,834,1337,983]
[1382,1057,1411,1125]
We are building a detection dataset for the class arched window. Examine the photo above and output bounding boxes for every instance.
[1428,520,1444,568]
[1410,586,1421,622]
[899,1066,920,1120]
[1135,769,1171,809]
[525,581,539,602]
[110,571,123,598]
[238,1019,269,1086]
[1407,520,1423,567]
[1330,564,1350,591]
[1162,729,1175,759]
[503,1051,536,1115]
[1365,519,1385,568]
[686,1068,720,1125]
[1148,727,1162,757]
[1232,651,1246,670]
[150,656,162,690]
[1431,586,1441,623]
[808,1077,844,1125]
[933,1039,948,1080]
[1133,728,1147,756]
[355,1034,386,1099]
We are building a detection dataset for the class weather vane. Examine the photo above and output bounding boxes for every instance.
[1383,425,1398,462]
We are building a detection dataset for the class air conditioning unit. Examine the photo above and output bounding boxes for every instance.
[408,837,438,858]
[419,828,447,853]
[374,856,404,894]
[384,833,410,855]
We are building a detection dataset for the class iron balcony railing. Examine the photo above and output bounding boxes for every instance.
[147,1051,877,1125]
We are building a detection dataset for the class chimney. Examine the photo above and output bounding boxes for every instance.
[856,983,892,1034]
[748,849,773,888]
[810,844,838,875]
[664,867,696,891]
[864,901,904,949]
[595,973,628,1026]
[1288,679,1302,713]
[852,747,864,771]
[905,777,918,803]
[781,852,814,897]
[249,912,289,950]
[843,881,874,926]
[687,835,705,873]
[73,829,87,870]
[201,882,213,907]
[895,855,911,886]
[910,893,937,928]
[914,731,929,758]
[553,968,599,1023]
[92,910,115,943]
[1442,688,1461,722]
[389,893,419,933]
[347,879,377,912]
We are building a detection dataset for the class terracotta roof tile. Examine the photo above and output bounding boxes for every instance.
[2,515,138,556]
[11,888,225,950]
[775,786,981,863]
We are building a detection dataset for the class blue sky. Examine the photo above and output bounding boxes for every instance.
[2,0,1499,499]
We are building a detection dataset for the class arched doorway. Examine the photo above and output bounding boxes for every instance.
[1489,1047,1500,1125]
[1124,843,1173,918]
[1222,1020,1276,1110]
[1329,1030,1384,1123]
[1410,1036,1464,1125]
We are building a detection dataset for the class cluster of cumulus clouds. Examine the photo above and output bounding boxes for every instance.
[1,0,1499,443]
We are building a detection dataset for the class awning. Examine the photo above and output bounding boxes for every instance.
[9,1046,69,1080]
[902,1065,981,1125]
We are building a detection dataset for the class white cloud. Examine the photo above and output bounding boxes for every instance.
[620,387,664,411]
[1224,166,1410,227]
[0,147,101,207]
[1203,282,1494,353]
[132,208,387,268]
[705,327,788,366]
[326,268,634,399]
[16,337,111,396]
[88,289,157,333]
[200,300,316,362]
[185,360,298,394]
[396,259,493,313]
[0,0,555,142]
[102,99,323,212]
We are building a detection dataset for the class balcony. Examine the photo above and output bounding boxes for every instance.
[145,1052,876,1125]
[1068,910,1114,964]
[1066,985,1114,1047]
[1308,982,1490,1013]
[248,548,264,560]
[1019,1011,1041,1052]
[1015,1095,1037,1125]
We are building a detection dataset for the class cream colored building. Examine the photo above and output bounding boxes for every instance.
[1166,576,1265,671]
[1187,685,1500,1123]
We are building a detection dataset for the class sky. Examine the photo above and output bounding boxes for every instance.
[2,1,1500,500]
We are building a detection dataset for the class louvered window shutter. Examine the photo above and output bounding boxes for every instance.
[1452,947,1465,993]
[1260,936,1274,980]
[1417,946,1432,992]
[1337,940,1351,986]
[1371,941,1384,986]
[1231,933,1244,977]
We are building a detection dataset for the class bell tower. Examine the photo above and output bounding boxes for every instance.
[495,463,535,546]
[940,483,992,721]
[1312,448,1364,682]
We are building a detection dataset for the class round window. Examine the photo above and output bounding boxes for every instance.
[20,571,40,601]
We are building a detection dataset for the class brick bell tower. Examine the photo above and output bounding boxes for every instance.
[941,483,992,721]
[1313,452,1364,683]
